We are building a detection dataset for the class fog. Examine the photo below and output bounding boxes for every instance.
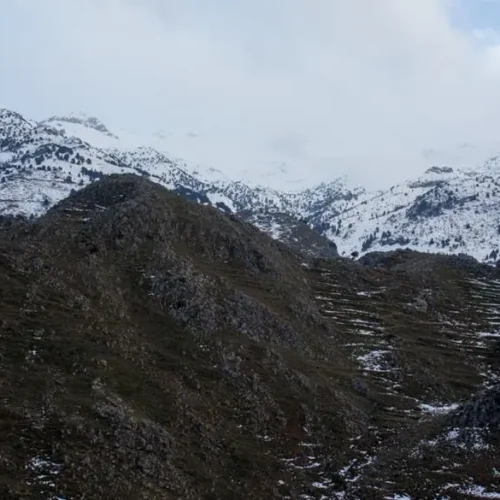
[2,0,500,189]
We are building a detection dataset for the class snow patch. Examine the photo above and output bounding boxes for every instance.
[418,403,459,415]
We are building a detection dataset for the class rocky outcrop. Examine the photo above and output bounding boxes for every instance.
[449,385,500,431]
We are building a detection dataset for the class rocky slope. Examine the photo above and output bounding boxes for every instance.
[1,175,499,499]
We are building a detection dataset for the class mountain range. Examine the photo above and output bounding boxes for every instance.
[1,107,500,264]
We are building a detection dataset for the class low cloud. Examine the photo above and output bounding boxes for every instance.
[2,0,500,188]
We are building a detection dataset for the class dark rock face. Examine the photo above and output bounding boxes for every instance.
[359,248,489,276]
[1,174,500,499]
[0,213,29,230]
[425,166,454,174]
[0,175,355,499]
[239,210,339,260]
[449,385,500,430]
[406,187,478,221]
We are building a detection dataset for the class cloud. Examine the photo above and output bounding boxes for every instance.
[1,0,500,188]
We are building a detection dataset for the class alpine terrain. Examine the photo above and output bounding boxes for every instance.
[2,108,500,263]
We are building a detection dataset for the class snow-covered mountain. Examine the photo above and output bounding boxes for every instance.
[319,162,500,263]
[1,107,500,263]
[0,109,343,258]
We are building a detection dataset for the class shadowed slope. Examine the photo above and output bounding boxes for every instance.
[0,175,362,499]
[1,175,499,499]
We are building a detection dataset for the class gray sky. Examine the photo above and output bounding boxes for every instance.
[3,0,500,189]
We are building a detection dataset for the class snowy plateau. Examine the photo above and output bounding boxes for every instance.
[1,107,500,263]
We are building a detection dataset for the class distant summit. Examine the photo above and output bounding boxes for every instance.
[425,165,454,174]
[44,113,118,138]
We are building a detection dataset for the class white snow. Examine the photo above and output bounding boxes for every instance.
[418,403,459,415]
[478,331,500,338]
[356,350,393,372]
[419,426,491,453]
[205,191,236,212]
[443,483,500,498]
[26,455,63,492]
[312,481,330,489]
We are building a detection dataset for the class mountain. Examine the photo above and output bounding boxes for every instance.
[1,175,500,498]
[318,163,500,263]
[0,109,341,260]
[2,107,500,264]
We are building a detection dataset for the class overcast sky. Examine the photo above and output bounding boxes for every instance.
[2,0,500,189]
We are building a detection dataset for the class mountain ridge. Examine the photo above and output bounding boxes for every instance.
[1,108,500,264]
[1,173,500,498]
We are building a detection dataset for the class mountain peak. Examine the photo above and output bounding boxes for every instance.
[0,108,36,129]
[0,108,25,121]
[425,165,454,175]
[44,113,117,139]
